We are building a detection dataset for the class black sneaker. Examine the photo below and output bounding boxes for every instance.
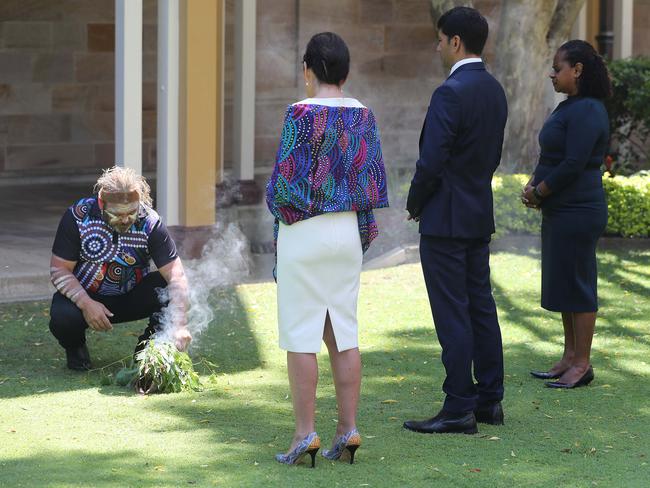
[65,344,91,371]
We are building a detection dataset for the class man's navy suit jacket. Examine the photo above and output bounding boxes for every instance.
[407,62,508,238]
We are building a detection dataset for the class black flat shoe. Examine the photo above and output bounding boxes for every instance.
[474,402,504,425]
[530,370,564,380]
[545,366,594,389]
[65,344,91,371]
[403,410,478,434]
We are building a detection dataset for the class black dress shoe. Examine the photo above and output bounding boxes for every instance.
[65,344,91,371]
[530,370,564,380]
[545,366,594,389]
[474,402,504,425]
[403,410,478,434]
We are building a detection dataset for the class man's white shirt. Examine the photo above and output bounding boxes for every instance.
[449,57,483,76]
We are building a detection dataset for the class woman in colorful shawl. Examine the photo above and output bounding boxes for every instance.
[267,32,389,467]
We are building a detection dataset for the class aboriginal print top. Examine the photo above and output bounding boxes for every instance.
[51,197,178,296]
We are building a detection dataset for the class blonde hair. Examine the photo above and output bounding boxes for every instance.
[94,166,153,207]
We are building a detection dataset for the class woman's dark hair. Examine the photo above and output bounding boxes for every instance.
[437,6,488,56]
[303,32,350,85]
[558,40,612,99]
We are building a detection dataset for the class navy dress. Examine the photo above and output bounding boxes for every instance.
[533,96,609,312]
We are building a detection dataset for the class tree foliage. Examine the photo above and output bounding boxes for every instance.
[605,57,650,174]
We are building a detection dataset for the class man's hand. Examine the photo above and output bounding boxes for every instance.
[407,212,420,222]
[173,327,192,352]
[78,297,114,331]
[158,257,191,349]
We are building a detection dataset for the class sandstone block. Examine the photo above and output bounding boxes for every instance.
[5,143,95,171]
[143,53,157,83]
[143,24,157,53]
[87,23,114,52]
[384,25,435,53]
[63,0,114,23]
[394,0,432,24]
[0,53,34,83]
[256,49,295,92]
[0,116,7,145]
[53,22,86,50]
[75,53,114,83]
[0,83,51,115]
[255,135,280,165]
[52,84,97,112]
[300,0,359,24]
[360,0,394,24]
[94,143,115,167]
[0,1,63,21]
[70,112,114,142]
[142,82,157,111]
[92,83,115,112]
[4,22,52,48]
[257,0,296,24]
[7,114,71,144]
[142,110,156,139]
[33,53,75,83]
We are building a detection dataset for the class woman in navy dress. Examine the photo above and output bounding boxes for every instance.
[522,40,612,388]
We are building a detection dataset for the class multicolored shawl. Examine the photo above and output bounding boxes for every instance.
[266,102,389,253]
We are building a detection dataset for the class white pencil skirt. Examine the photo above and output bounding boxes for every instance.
[277,211,363,353]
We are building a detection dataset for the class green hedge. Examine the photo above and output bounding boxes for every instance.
[493,173,650,237]
[602,174,650,237]
[492,174,541,236]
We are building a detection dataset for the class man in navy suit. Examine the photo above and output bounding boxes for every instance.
[404,6,508,434]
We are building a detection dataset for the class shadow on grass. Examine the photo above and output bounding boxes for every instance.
[0,449,223,487]
[189,286,263,374]
[0,286,262,399]
[598,251,650,300]
[133,325,649,486]
[3,239,649,486]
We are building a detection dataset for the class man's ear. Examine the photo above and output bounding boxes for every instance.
[452,35,461,52]
[97,191,104,210]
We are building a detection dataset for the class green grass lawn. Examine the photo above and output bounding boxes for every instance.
[1,241,649,487]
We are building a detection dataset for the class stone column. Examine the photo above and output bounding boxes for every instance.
[115,0,143,173]
[613,0,633,59]
[571,2,588,40]
[596,0,614,59]
[167,0,224,257]
[179,0,219,227]
[232,0,260,205]
[157,0,180,226]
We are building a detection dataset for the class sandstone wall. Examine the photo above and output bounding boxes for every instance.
[633,0,650,56]
[0,0,510,179]
[0,0,157,178]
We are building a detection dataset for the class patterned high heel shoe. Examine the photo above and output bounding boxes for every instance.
[322,429,362,464]
[275,432,321,468]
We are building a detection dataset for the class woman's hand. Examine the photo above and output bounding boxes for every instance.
[521,185,541,209]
